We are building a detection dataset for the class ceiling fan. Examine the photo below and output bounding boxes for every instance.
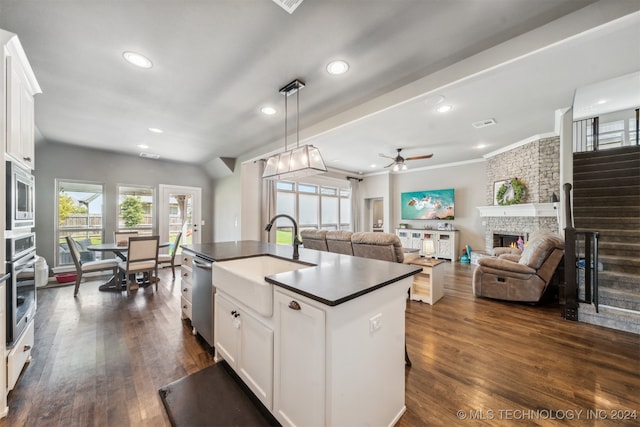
[379,148,433,171]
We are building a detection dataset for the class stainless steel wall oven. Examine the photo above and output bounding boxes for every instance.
[6,233,37,345]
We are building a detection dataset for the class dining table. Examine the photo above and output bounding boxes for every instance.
[88,241,170,291]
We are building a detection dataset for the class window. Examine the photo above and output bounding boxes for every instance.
[56,180,104,266]
[274,179,351,245]
[118,185,154,235]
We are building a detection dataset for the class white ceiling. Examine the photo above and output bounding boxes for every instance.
[1,1,638,176]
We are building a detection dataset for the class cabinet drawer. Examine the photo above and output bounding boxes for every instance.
[181,253,193,268]
[7,319,34,391]
[181,281,193,303]
[181,296,192,320]
[181,267,192,284]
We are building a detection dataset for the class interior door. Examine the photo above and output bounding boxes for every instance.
[159,185,202,254]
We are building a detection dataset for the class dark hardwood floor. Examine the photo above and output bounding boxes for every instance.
[1,262,638,426]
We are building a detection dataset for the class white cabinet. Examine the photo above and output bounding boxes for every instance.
[2,30,41,170]
[180,252,195,333]
[0,279,7,418]
[408,259,445,305]
[273,291,325,427]
[214,292,274,409]
[435,230,457,260]
[274,281,408,427]
[396,228,459,260]
[7,318,33,392]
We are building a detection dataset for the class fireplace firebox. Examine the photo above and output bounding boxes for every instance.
[493,232,528,250]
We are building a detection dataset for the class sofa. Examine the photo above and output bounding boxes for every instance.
[473,231,564,302]
[300,229,328,251]
[326,230,354,255]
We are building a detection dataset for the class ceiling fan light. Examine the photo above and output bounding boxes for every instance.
[392,164,400,172]
[401,163,408,170]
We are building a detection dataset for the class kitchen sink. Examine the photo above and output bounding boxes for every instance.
[213,255,313,317]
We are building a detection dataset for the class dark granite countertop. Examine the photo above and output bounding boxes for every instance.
[182,241,421,306]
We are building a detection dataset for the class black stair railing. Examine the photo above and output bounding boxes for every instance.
[562,183,601,320]
[576,231,600,313]
[563,183,578,321]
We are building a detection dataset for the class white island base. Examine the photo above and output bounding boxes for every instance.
[215,276,411,427]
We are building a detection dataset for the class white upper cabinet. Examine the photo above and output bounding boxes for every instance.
[2,30,41,170]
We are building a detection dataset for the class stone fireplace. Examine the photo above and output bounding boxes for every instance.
[478,135,561,253]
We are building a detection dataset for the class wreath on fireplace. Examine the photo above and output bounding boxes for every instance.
[496,178,526,206]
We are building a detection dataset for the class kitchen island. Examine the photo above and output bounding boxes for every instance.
[182,240,421,427]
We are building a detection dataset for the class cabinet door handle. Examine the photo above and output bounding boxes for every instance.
[23,156,31,162]
[183,288,188,292]
[288,300,301,310]
[23,345,31,352]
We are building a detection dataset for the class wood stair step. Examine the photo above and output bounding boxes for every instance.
[575,217,640,229]
[574,167,640,181]
[573,184,640,198]
[573,194,640,207]
[597,271,639,292]
[574,146,640,163]
[572,175,640,189]
[574,206,640,218]
[574,158,640,173]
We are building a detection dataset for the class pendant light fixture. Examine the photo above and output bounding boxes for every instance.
[262,79,327,180]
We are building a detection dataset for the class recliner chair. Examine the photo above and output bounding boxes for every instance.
[472,231,564,302]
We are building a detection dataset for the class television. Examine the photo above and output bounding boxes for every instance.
[401,188,455,220]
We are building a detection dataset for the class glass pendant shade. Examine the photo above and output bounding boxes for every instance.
[262,144,327,180]
[262,78,327,180]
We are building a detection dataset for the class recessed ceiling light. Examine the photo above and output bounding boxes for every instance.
[123,51,153,69]
[596,99,607,105]
[370,164,377,168]
[436,105,453,113]
[476,143,487,149]
[137,144,149,149]
[148,127,163,134]
[261,106,277,115]
[326,60,349,75]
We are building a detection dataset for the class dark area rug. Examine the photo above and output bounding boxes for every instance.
[159,362,280,427]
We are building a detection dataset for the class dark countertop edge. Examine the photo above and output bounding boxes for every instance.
[266,270,419,306]
[182,242,422,307]
[0,273,9,284]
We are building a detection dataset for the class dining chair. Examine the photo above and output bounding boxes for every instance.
[158,231,182,279]
[66,236,119,297]
[118,235,160,295]
[114,231,139,247]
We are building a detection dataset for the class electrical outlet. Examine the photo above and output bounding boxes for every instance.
[369,313,382,333]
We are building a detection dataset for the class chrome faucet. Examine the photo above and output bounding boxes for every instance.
[265,214,300,260]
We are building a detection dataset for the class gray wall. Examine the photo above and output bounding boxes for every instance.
[34,141,213,268]
[393,160,487,252]
[359,160,487,253]
[212,157,487,252]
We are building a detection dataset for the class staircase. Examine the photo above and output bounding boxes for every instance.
[572,145,640,333]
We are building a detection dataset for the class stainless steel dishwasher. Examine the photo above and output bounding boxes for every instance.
[192,256,214,347]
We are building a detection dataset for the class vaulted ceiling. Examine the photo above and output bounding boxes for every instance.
[0,1,638,176]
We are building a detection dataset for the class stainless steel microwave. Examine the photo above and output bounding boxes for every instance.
[6,161,35,230]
